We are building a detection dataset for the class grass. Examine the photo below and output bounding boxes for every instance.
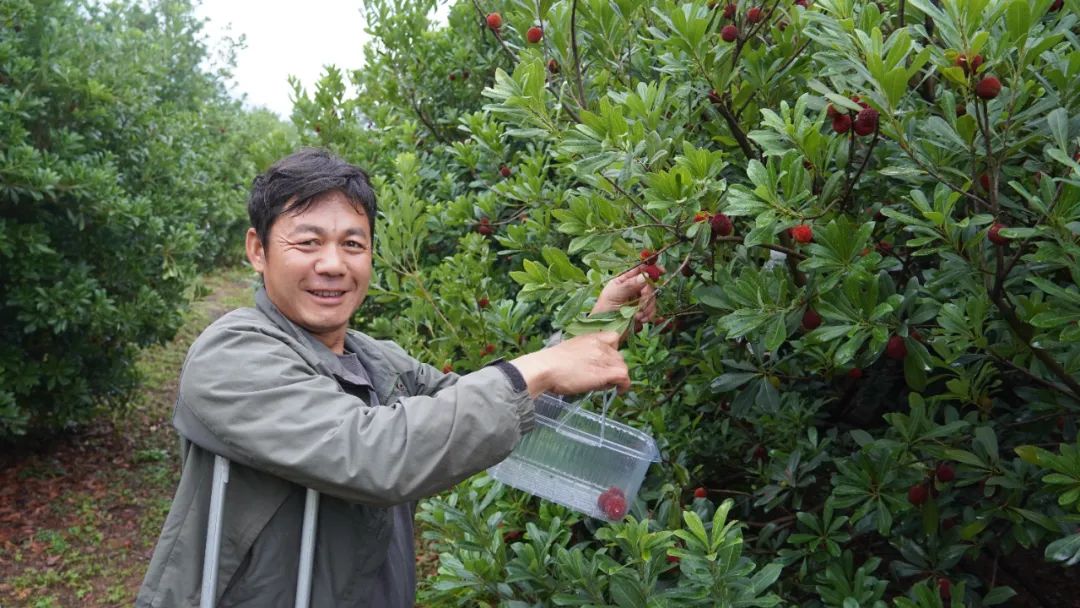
[0,267,258,607]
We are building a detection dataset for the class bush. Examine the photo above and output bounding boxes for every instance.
[0,0,286,438]
[300,0,1080,603]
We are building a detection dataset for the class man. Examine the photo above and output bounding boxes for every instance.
[137,148,656,607]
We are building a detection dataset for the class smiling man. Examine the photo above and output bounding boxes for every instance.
[137,148,655,607]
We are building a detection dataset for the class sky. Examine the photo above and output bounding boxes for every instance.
[193,1,371,118]
[194,2,452,119]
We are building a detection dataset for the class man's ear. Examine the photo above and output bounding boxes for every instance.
[245,227,266,273]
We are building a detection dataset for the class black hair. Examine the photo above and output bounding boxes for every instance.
[248,148,377,246]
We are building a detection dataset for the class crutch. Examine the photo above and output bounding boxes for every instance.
[200,454,321,608]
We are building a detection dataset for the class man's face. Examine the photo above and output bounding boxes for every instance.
[246,191,372,353]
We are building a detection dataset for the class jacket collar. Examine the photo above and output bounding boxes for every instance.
[254,286,399,404]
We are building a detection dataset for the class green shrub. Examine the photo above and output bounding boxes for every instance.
[300,0,1080,603]
[0,0,286,437]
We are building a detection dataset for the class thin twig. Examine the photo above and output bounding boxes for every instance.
[570,0,588,108]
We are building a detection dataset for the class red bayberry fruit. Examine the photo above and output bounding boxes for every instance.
[908,483,929,506]
[483,343,495,355]
[666,554,680,564]
[526,26,543,44]
[462,70,470,79]
[853,107,879,136]
[936,463,956,482]
[642,264,663,280]
[747,6,763,22]
[848,368,864,379]
[442,363,453,374]
[789,224,813,243]
[640,249,658,264]
[754,445,768,461]
[723,3,736,18]
[978,172,991,191]
[795,0,808,6]
[886,335,907,360]
[694,211,711,223]
[826,103,841,118]
[597,486,627,519]
[975,75,1001,100]
[547,59,559,73]
[486,12,502,29]
[681,261,694,277]
[721,24,738,42]
[693,486,708,499]
[988,222,1009,245]
[802,308,823,331]
[876,240,893,254]
[832,113,852,133]
[448,72,457,81]
[478,296,489,308]
[477,223,493,235]
[499,164,512,178]
[710,212,733,238]
[707,89,722,106]
[970,54,984,72]
[1051,0,1063,9]
[938,577,952,600]
[956,104,967,117]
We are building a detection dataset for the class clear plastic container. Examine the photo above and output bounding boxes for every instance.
[488,393,660,522]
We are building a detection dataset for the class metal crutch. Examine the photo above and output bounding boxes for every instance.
[200,454,321,608]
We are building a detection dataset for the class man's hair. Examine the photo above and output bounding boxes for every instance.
[248,148,377,245]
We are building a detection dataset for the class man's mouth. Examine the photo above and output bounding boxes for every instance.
[308,290,347,298]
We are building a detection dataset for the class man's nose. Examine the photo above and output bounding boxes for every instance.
[314,245,346,275]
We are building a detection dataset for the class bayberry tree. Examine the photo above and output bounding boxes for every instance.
[298,0,1080,604]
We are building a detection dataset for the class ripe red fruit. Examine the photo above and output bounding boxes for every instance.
[908,483,929,506]
[462,70,470,79]
[721,24,738,42]
[975,75,1001,100]
[486,12,502,29]
[956,104,967,117]
[832,113,852,134]
[694,211,711,223]
[597,486,628,519]
[666,554,680,564]
[753,445,768,461]
[547,59,560,73]
[853,107,879,136]
[526,26,543,44]
[723,3,736,19]
[477,219,493,236]
[442,363,453,374]
[478,296,489,308]
[886,335,907,360]
[847,368,863,379]
[693,486,708,499]
[970,54,984,72]
[789,224,813,243]
[936,463,956,482]
[707,89,723,106]
[710,212,733,238]
[483,343,496,355]
[938,577,952,600]
[747,6,763,23]
[826,103,841,118]
[642,264,663,281]
[988,222,1009,245]
[640,249,658,264]
[1051,0,1063,9]
[499,164,512,178]
[795,0,808,6]
[978,172,991,191]
[802,308,822,331]
[681,261,694,277]
[449,72,457,81]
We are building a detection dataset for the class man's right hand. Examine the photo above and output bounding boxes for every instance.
[508,331,630,399]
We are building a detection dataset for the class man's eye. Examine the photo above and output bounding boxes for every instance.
[298,239,318,247]
[346,240,367,249]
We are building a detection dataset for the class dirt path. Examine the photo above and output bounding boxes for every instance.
[0,268,256,607]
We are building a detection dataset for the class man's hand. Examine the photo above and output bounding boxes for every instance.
[509,331,629,399]
[591,266,658,325]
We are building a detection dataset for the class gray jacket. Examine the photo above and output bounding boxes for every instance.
[136,287,535,607]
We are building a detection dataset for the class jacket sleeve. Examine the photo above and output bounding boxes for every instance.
[174,323,534,507]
